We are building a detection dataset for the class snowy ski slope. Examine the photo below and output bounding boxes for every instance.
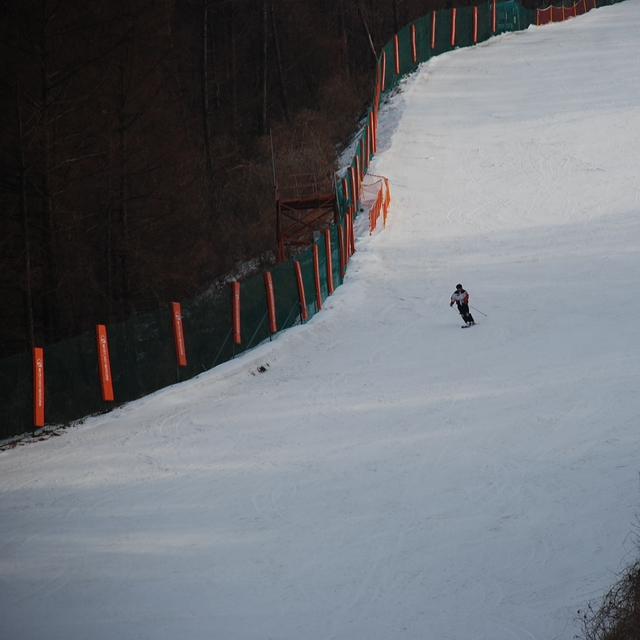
[2,2,640,639]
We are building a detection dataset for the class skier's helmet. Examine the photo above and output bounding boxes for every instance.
[456,284,463,291]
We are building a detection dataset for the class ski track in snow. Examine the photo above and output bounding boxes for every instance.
[2,3,640,639]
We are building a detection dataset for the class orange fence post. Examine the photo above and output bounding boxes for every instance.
[32,347,44,427]
[394,34,400,74]
[232,281,241,344]
[96,324,114,402]
[473,6,478,43]
[312,245,323,311]
[325,229,334,294]
[371,111,377,154]
[349,165,357,208]
[431,12,436,49]
[170,302,187,366]
[369,199,374,234]
[264,272,277,333]
[348,210,356,255]
[451,8,457,47]
[383,177,391,227]
[492,0,497,33]
[365,120,371,168]
[411,24,417,62]
[294,261,308,321]
[338,224,346,279]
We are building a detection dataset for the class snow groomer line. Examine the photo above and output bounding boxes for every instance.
[10,0,620,438]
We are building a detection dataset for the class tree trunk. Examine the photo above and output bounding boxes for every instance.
[260,0,269,135]
[39,1,60,344]
[340,0,350,77]
[201,0,215,203]
[270,1,290,122]
[116,42,132,318]
[228,1,238,131]
[16,82,35,351]
[356,0,378,62]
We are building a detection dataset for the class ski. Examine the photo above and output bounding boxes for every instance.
[461,324,477,329]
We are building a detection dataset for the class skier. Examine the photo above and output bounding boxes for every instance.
[450,284,475,327]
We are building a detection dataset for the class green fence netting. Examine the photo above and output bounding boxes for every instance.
[1,0,626,440]
[0,351,34,439]
[0,239,344,440]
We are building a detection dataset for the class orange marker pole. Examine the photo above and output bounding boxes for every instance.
[170,302,187,366]
[312,245,323,311]
[411,24,417,62]
[372,109,377,154]
[32,347,44,427]
[264,272,277,333]
[381,51,386,92]
[96,325,115,401]
[325,229,334,294]
[431,12,437,49]
[232,281,241,344]
[338,225,346,279]
[349,210,356,255]
[394,34,400,74]
[294,261,308,321]
[473,7,478,43]
[349,165,357,206]
[450,8,457,47]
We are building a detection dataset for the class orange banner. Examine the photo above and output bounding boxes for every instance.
[170,302,187,366]
[96,325,114,401]
[32,347,44,427]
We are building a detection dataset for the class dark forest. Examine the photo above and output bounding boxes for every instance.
[1,0,500,358]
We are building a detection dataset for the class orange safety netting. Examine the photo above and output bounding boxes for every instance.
[360,174,391,235]
[537,0,596,25]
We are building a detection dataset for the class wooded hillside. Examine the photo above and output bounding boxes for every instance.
[1,0,482,357]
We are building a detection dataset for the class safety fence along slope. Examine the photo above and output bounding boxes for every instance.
[0,0,624,441]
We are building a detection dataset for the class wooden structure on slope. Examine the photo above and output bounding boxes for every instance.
[276,174,338,262]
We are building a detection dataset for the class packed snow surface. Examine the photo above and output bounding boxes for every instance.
[3,3,640,639]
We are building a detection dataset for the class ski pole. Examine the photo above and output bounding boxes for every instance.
[470,305,487,317]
